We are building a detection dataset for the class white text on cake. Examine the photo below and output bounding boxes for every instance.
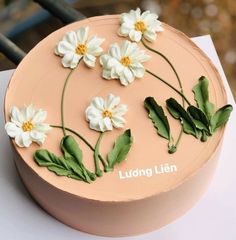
[118,164,178,180]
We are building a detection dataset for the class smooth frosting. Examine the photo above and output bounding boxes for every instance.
[4,15,227,202]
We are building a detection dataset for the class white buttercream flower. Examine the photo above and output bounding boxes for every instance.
[118,8,163,42]
[100,40,150,86]
[55,26,105,68]
[5,105,51,148]
[85,94,128,132]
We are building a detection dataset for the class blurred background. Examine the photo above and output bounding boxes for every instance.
[0,0,235,96]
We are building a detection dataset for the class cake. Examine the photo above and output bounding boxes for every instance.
[4,8,232,237]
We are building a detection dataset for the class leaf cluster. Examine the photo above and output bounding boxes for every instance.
[144,76,233,153]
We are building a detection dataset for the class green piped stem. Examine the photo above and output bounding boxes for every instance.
[51,125,108,171]
[60,68,76,136]
[145,69,191,106]
[173,128,183,150]
[146,68,190,151]
[141,39,185,105]
[142,39,191,150]
[59,61,109,172]
[94,132,104,177]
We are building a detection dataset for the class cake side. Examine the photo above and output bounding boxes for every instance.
[13,131,222,236]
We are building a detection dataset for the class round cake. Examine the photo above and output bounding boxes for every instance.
[4,9,232,237]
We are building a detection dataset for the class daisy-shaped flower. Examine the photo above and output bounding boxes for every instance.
[100,40,150,86]
[85,94,128,132]
[5,105,51,148]
[55,26,105,68]
[118,8,163,42]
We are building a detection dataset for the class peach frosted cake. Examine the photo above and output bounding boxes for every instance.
[4,8,232,237]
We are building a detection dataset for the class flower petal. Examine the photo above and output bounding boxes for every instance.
[88,46,103,57]
[110,64,122,79]
[88,117,113,132]
[120,40,138,57]
[102,69,112,79]
[120,12,136,23]
[34,123,51,133]
[128,29,142,42]
[22,132,32,147]
[118,22,134,37]
[24,104,36,121]
[131,49,150,63]
[142,12,157,25]
[15,134,25,147]
[111,116,126,128]
[104,94,120,110]
[143,29,157,42]
[112,104,128,116]
[55,41,74,56]
[130,62,145,78]
[86,36,104,56]
[132,8,141,21]
[31,109,46,124]
[5,122,22,138]
[10,106,24,126]
[71,54,82,68]
[76,27,89,44]
[85,106,102,121]
[91,97,105,111]
[107,57,120,69]
[140,10,151,22]
[88,118,100,132]
[99,117,113,132]
[62,31,78,48]
[109,43,121,60]
[119,67,135,86]
[30,130,46,145]
[155,23,164,32]
[87,36,104,47]
[100,54,110,67]
[62,52,81,69]
[15,132,32,148]
[61,52,74,68]
[83,53,96,68]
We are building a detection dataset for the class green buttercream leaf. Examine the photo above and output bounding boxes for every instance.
[210,104,233,133]
[166,98,198,138]
[187,105,211,141]
[34,150,67,168]
[47,165,71,176]
[187,106,209,131]
[61,135,95,182]
[68,174,84,181]
[93,133,103,177]
[34,149,88,182]
[108,129,133,170]
[193,76,215,120]
[61,135,83,163]
[47,166,83,181]
[144,97,170,140]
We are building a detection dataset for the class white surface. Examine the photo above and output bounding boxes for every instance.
[0,36,235,239]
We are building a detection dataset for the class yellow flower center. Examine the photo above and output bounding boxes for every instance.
[75,44,87,55]
[102,110,112,119]
[120,56,131,67]
[22,121,34,132]
[134,21,146,33]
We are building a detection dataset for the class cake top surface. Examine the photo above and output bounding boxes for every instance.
[4,14,228,202]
